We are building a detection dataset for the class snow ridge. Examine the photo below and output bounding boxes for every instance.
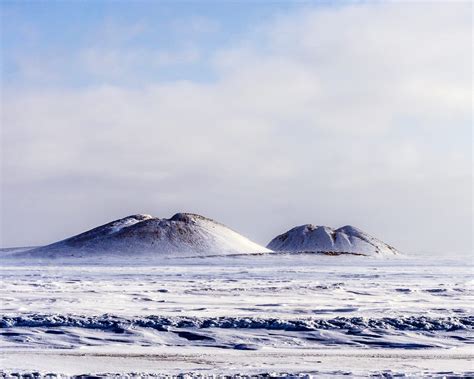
[2,314,471,332]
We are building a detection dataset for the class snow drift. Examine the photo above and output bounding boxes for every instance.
[3,313,471,332]
[267,224,399,256]
[21,213,271,257]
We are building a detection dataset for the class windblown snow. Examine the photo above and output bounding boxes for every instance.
[267,224,399,256]
[1,256,473,376]
[21,213,271,257]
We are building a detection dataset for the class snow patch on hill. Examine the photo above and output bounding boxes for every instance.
[267,224,399,256]
[20,213,271,257]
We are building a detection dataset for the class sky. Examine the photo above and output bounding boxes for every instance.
[0,1,472,256]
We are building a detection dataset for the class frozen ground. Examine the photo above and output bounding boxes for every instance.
[1,253,473,377]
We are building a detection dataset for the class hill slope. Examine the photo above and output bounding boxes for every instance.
[267,224,399,256]
[21,213,271,257]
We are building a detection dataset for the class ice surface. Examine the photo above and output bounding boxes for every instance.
[1,253,472,376]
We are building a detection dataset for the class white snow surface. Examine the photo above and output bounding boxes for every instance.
[267,224,399,256]
[0,218,468,376]
[0,253,472,376]
[18,213,271,257]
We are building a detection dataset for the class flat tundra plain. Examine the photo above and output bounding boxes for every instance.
[1,254,473,377]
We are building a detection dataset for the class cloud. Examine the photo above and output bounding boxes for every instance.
[80,47,201,78]
[1,2,472,255]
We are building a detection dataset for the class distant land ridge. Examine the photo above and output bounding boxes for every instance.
[11,214,399,258]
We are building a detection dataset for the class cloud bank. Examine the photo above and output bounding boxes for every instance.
[1,2,472,254]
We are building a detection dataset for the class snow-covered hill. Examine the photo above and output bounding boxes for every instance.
[267,224,399,256]
[21,213,271,257]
